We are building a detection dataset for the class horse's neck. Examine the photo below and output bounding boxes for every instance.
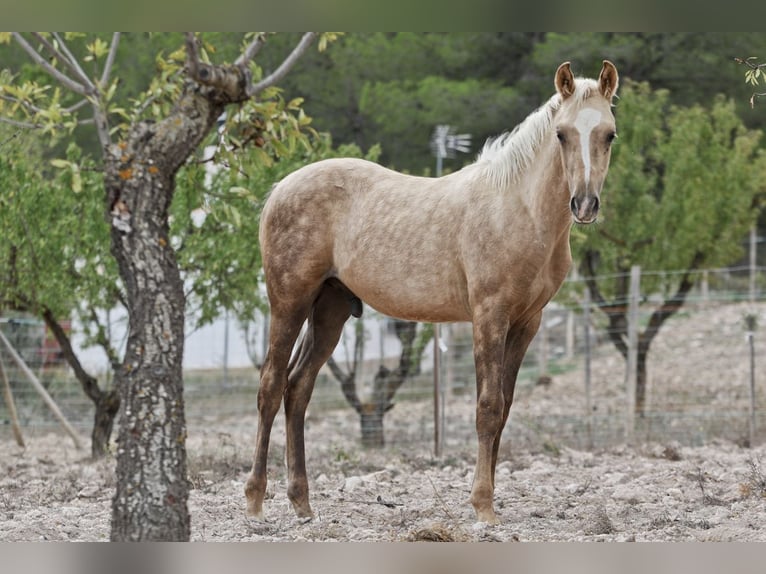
[517,140,572,239]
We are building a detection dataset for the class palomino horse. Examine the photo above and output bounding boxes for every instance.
[245,60,619,524]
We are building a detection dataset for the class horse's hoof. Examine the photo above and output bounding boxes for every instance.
[475,510,500,525]
[292,504,315,520]
[245,503,265,521]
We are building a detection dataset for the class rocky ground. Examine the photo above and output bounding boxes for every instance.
[1,302,765,541]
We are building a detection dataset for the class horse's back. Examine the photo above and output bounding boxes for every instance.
[260,157,474,321]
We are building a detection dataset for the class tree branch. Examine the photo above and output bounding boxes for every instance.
[41,306,103,403]
[580,250,629,358]
[45,33,96,92]
[100,32,121,88]
[91,98,112,151]
[0,115,41,130]
[0,128,22,149]
[327,356,362,413]
[184,32,200,82]
[640,251,704,350]
[65,98,90,113]
[1,93,48,115]
[12,33,89,96]
[1,93,92,128]
[384,321,418,406]
[247,32,317,96]
[183,33,249,103]
[235,33,267,67]
[87,305,123,372]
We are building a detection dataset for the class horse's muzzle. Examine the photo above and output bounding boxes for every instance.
[570,194,600,224]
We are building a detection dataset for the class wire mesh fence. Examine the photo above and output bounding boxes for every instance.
[1,266,765,455]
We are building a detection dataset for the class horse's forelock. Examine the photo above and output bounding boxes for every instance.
[476,77,599,189]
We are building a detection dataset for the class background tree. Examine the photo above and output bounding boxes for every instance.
[0,31,323,542]
[0,127,122,458]
[268,33,766,173]
[327,315,432,448]
[575,81,766,414]
[268,32,539,171]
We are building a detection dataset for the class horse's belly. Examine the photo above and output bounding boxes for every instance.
[337,269,471,323]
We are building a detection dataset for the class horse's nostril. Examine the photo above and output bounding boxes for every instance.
[570,196,579,214]
[592,196,600,213]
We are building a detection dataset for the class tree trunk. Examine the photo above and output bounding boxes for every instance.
[329,321,422,449]
[41,307,118,459]
[636,346,649,415]
[359,406,385,448]
[108,82,226,541]
[92,389,120,457]
[582,251,703,418]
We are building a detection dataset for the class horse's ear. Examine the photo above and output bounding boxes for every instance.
[599,60,619,101]
[555,61,575,99]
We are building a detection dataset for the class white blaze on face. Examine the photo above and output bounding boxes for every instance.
[574,108,602,185]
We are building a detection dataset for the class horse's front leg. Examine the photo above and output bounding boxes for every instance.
[490,312,543,484]
[469,310,509,524]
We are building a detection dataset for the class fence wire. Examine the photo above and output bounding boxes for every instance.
[1,266,765,455]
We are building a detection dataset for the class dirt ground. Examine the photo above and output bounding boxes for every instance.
[2,302,766,541]
[2,406,766,542]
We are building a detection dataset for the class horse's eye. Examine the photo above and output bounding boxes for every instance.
[556,130,566,143]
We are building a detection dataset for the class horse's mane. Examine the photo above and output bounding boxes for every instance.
[475,77,600,190]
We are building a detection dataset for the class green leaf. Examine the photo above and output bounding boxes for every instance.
[86,38,109,60]
[229,186,250,196]
[71,164,82,193]
[50,158,70,169]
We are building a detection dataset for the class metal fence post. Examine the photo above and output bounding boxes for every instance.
[745,313,757,446]
[625,265,641,444]
[583,286,593,450]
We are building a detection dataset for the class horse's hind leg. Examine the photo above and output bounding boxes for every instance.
[245,300,311,520]
[284,280,353,517]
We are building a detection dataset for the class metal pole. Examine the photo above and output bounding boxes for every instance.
[625,265,641,445]
[583,287,593,450]
[538,310,548,380]
[429,124,470,458]
[749,330,756,446]
[433,323,442,457]
[749,225,757,304]
[745,314,757,446]
[223,310,230,386]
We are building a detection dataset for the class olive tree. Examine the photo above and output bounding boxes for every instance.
[575,81,765,414]
[0,31,326,541]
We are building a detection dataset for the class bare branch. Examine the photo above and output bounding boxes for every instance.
[0,93,47,115]
[0,116,41,130]
[735,57,766,108]
[247,32,317,96]
[184,32,200,81]
[327,356,363,414]
[92,104,111,151]
[0,128,22,148]
[0,112,93,131]
[12,33,89,96]
[235,33,267,67]
[45,33,96,92]
[735,56,766,71]
[65,98,89,113]
[100,32,121,88]
[31,33,87,85]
